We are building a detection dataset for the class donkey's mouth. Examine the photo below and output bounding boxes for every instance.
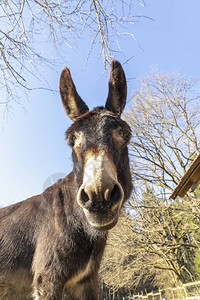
[90,216,119,231]
[83,207,120,231]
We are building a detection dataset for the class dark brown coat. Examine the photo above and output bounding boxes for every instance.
[0,60,132,300]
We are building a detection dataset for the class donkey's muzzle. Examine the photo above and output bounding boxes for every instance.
[77,180,124,230]
[78,182,123,209]
[77,149,124,230]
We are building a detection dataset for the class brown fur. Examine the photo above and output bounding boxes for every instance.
[0,60,132,300]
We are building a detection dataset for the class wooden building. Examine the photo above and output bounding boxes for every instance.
[170,153,200,199]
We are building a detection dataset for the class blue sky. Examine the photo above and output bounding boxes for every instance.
[1,0,200,207]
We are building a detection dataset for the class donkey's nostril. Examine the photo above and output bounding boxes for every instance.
[80,189,90,203]
[110,184,123,204]
[78,188,91,209]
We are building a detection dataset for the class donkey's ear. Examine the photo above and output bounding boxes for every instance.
[105,60,127,117]
[59,67,89,121]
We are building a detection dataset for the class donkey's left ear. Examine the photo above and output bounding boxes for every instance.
[105,60,127,117]
[59,67,89,121]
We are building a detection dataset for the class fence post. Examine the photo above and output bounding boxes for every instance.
[100,280,200,300]
[183,283,187,299]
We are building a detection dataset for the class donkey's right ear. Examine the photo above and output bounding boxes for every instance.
[59,67,89,121]
[105,60,127,117]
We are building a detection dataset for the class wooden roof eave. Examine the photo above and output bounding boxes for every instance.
[169,153,200,199]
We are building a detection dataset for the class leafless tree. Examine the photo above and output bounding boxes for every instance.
[126,69,200,224]
[101,198,200,292]
[0,0,146,115]
[100,211,175,292]
[100,71,200,292]
[126,69,200,196]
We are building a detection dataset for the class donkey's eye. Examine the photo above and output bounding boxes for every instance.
[112,127,126,142]
[71,132,82,147]
[115,128,124,138]
[72,135,77,143]
[118,129,124,138]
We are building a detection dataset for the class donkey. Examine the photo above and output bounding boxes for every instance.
[0,60,132,300]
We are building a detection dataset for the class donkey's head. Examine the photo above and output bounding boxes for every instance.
[60,60,132,230]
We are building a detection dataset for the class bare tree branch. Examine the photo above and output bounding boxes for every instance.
[0,0,146,115]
